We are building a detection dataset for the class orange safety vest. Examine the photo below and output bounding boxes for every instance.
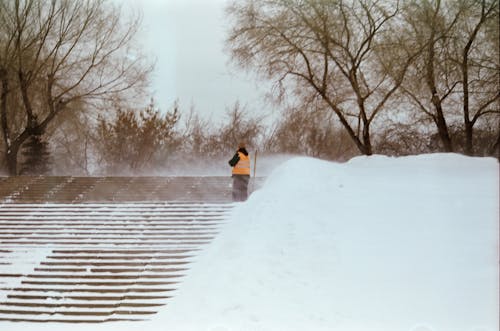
[232,152,251,175]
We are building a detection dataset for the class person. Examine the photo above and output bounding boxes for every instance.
[228,143,251,201]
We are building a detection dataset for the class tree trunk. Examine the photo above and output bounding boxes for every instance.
[0,68,14,175]
[4,128,33,176]
[462,40,473,155]
[363,132,372,155]
[464,121,474,156]
[18,71,36,127]
[362,117,372,155]
[319,93,371,155]
[6,142,20,176]
[432,94,454,152]
[426,4,454,153]
[490,131,500,160]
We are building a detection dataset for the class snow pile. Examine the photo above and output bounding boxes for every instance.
[153,153,499,331]
[4,153,499,331]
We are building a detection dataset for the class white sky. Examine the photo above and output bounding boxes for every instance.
[121,0,272,122]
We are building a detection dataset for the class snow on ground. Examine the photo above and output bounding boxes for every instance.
[4,153,499,331]
[0,247,53,303]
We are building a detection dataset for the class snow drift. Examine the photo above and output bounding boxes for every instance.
[154,153,499,331]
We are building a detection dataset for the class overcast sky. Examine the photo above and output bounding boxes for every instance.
[122,0,272,123]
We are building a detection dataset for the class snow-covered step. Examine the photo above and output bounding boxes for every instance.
[0,301,165,308]
[0,202,235,208]
[0,176,265,202]
[0,204,234,211]
[2,272,186,279]
[0,316,147,323]
[1,205,234,209]
[45,255,195,261]
[5,294,172,301]
[0,231,218,236]
[0,224,221,230]
[0,202,233,323]
[0,235,215,240]
[0,225,217,230]
[0,241,211,247]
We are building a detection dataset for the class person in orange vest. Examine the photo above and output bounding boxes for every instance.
[228,142,251,201]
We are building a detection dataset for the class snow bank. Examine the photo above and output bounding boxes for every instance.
[153,153,499,331]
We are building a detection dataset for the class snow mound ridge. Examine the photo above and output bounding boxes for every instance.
[153,154,499,331]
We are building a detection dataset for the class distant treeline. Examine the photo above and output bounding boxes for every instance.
[0,0,498,176]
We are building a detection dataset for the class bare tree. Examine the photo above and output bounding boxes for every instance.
[95,100,180,174]
[218,102,264,154]
[454,0,499,155]
[181,102,264,159]
[265,101,358,160]
[226,0,417,155]
[48,103,95,175]
[0,0,152,175]
[181,105,212,156]
[401,0,499,155]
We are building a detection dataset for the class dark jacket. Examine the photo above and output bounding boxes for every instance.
[228,147,249,167]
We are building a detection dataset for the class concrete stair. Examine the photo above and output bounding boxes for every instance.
[0,202,232,323]
[0,176,264,203]
[0,176,264,323]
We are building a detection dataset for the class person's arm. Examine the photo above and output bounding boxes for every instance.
[228,153,240,167]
